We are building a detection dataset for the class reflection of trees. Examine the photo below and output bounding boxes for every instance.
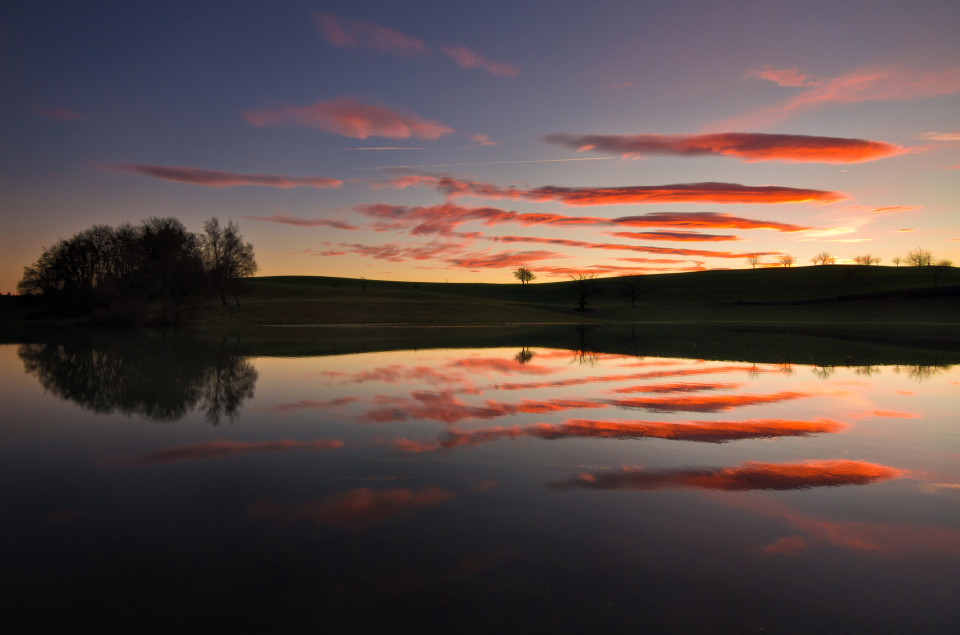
[514,347,535,365]
[811,365,835,380]
[906,365,948,382]
[18,335,257,423]
[854,365,881,376]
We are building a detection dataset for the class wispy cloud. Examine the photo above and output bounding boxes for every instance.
[746,66,825,87]
[357,157,612,170]
[552,459,904,492]
[355,202,812,236]
[29,104,84,121]
[343,146,427,151]
[439,44,520,76]
[247,486,454,528]
[242,98,454,140]
[735,64,960,127]
[312,13,430,57]
[608,231,740,242]
[872,206,919,214]
[916,131,960,141]
[307,240,469,262]
[242,213,358,229]
[447,249,563,270]
[117,439,344,465]
[105,164,343,189]
[390,174,845,205]
[471,134,498,146]
[490,235,776,259]
[545,132,908,164]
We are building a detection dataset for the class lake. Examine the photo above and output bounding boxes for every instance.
[2,330,958,633]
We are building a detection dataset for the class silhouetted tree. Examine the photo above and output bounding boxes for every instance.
[572,273,599,310]
[778,254,795,267]
[619,276,646,308]
[812,251,834,266]
[907,247,932,267]
[201,218,257,307]
[513,267,535,285]
[746,255,760,269]
[892,256,902,267]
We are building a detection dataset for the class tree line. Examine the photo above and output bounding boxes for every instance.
[17,217,256,324]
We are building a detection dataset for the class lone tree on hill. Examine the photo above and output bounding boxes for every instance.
[619,276,646,308]
[572,273,599,311]
[746,255,761,269]
[892,256,902,267]
[513,267,535,285]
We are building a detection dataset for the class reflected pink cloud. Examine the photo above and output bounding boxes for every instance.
[448,357,558,375]
[105,164,343,189]
[246,486,454,528]
[610,382,742,394]
[312,13,430,57]
[545,132,906,163]
[264,397,359,414]
[439,44,520,76]
[242,98,454,140]
[610,390,809,413]
[391,417,847,453]
[555,459,905,492]
[117,439,344,465]
[362,390,604,425]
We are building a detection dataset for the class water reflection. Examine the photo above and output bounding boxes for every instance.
[3,338,959,633]
[18,335,258,423]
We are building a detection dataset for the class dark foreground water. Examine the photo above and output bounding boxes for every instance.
[2,334,958,633]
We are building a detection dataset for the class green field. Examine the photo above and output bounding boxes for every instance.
[192,265,960,329]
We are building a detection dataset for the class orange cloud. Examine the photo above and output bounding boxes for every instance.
[613,212,810,231]
[439,44,520,76]
[362,390,602,425]
[118,439,344,465]
[447,249,563,269]
[608,231,740,242]
[492,235,775,259]
[610,390,810,413]
[105,164,343,189]
[29,104,84,121]
[448,357,557,375]
[312,13,430,57]
[247,486,454,528]
[873,206,919,213]
[242,213,357,229]
[545,132,906,163]
[242,98,454,139]
[393,417,846,453]
[554,459,905,492]
[308,240,469,262]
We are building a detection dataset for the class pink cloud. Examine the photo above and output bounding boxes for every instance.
[439,44,520,76]
[242,98,454,140]
[492,235,778,259]
[311,13,430,57]
[447,250,563,270]
[105,164,343,189]
[307,240,469,262]
[736,65,960,126]
[746,66,824,87]
[29,104,84,121]
[873,206,919,213]
[545,132,908,164]
[608,231,740,242]
[242,213,357,229]
[472,133,498,146]
[117,439,344,465]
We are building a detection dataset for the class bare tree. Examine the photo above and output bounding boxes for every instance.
[619,276,646,308]
[572,273,599,310]
[812,251,834,266]
[513,267,535,285]
[778,254,795,267]
[907,247,932,267]
[201,218,257,307]
[746,254,761,269]
[892,256,902,267]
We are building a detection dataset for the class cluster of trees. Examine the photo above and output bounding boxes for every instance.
[18,217,256,324]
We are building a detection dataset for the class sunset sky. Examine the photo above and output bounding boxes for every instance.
[2,0,959,293]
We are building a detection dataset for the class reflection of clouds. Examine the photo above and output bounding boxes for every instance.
[312,365,462,386]
[492,364,767,392]
[447,356,557,375]
[609,391,810,413]
[263,397,358,414]
[390,418,847,453]
[870,410,921,419]
[246,486,454,528]
[552,460,904,492]
[609,382,742,394]
[362,390,604,424]
[118,439,344,465]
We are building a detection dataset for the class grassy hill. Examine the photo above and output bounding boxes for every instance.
[191,265,960,329]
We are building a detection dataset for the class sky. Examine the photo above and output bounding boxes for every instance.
[2,0,959,293]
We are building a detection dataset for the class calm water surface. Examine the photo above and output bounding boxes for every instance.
[2,338,958,633]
